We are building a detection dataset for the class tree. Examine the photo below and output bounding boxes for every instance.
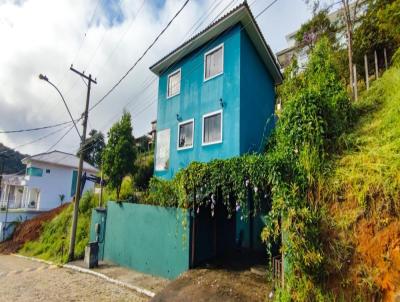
[353,0,400,66]
[295,10,337,48]
[305,0,363,96]
[78,129,105,168]
[133,152,154,191]
[102,112,136,199]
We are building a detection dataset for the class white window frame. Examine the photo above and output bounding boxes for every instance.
[177,118,194,151]
[202,109,223,146]
[204,43,224,82]
[166,68,181,99]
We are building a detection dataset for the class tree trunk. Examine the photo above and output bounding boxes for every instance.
[342,0,354,95]
[116,186,120,200]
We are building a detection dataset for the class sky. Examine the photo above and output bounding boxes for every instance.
[0,0,312,155]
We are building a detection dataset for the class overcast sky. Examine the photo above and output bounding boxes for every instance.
[0,0,312,155]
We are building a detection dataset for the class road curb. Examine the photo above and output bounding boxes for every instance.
[12,254,59,266]
[11,254,155,298]
[63,264,156,298]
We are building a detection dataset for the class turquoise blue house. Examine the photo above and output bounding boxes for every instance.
[150,2,282,180]
[89,3,284,281]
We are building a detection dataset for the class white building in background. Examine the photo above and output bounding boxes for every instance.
[0,150,98,240]
[276,1,367,70]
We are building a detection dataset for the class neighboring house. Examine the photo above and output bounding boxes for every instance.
[276,1,366,69]
[148,119,157,149]
[0,150,98,240]
[150,2,282,180]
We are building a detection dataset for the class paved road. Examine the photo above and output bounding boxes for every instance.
[0,255,148,302]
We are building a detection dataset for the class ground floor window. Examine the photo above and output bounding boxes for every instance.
[177,119,194,150]
[155,128,170,171]
[202,110,222,145]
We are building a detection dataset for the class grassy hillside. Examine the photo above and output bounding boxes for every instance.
[20,192,97,263]
[322,64,400,301]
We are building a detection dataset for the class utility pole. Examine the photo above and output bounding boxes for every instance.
[0,156,5,201]
[68,65,97,262]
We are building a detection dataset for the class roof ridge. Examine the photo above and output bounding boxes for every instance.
[149,1,282,82]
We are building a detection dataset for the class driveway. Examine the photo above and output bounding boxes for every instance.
[0,255,148,302]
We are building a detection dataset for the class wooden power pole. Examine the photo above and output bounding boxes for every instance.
[68,65,97,262]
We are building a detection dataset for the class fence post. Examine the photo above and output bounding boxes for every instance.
[353,64,358,101]
[374,50,379,79]
[384,48,388,70]
[364,54,369,90]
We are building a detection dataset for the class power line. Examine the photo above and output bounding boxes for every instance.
[37,0,278,156]
[94,0,147,76]
[88,0,236,133]
[72,0,103,65]
[89,0,190,112]
[0,124,72,155]
[0,120,73,134]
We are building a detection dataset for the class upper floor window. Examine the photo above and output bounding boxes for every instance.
[26,167,43,177]
[202,110,222,145]
[167,69,181,98]
[178,119,194,150]
[204,44,224,81]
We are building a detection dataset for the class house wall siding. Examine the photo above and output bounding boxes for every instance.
[25,162,94,210]
[239,29,276,154]
[155,25,242,179]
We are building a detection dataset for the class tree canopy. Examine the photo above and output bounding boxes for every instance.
[102,112,136,199]
[78,129,105,168]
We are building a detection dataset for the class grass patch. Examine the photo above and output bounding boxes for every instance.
[322,65,400,300]
[20,191,96,264]
[329,66,400,211]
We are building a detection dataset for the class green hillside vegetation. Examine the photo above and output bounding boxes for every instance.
[320,54,400,301]
[20,192,96,263]
[0,143,28,174]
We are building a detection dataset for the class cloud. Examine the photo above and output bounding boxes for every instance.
[0,0,311,155]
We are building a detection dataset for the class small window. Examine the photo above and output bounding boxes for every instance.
[167,69,181,98]
[46,169,50,174]
[26,167,43,177]
[204,44,224,81]
[177,119,194,150]
[202,110,222,145]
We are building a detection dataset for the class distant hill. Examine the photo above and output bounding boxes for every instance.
[0,143,28,174]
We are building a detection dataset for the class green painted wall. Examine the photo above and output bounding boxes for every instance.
[102,202,190,279]
[89,208,107,260]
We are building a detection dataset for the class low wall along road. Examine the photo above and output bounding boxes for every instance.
[90,202,190,279]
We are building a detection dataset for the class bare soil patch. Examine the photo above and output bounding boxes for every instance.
[0,203,69,254]
[151,252,271,302]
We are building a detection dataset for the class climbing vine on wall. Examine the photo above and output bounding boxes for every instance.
[145,154,273,219]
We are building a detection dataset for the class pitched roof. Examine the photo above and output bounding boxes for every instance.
[150,2,283,84]
[22,150,99,174]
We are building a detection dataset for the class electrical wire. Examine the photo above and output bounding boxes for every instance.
[0,120,74,134]
[89,0,191,112]
[4,0,278,159]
